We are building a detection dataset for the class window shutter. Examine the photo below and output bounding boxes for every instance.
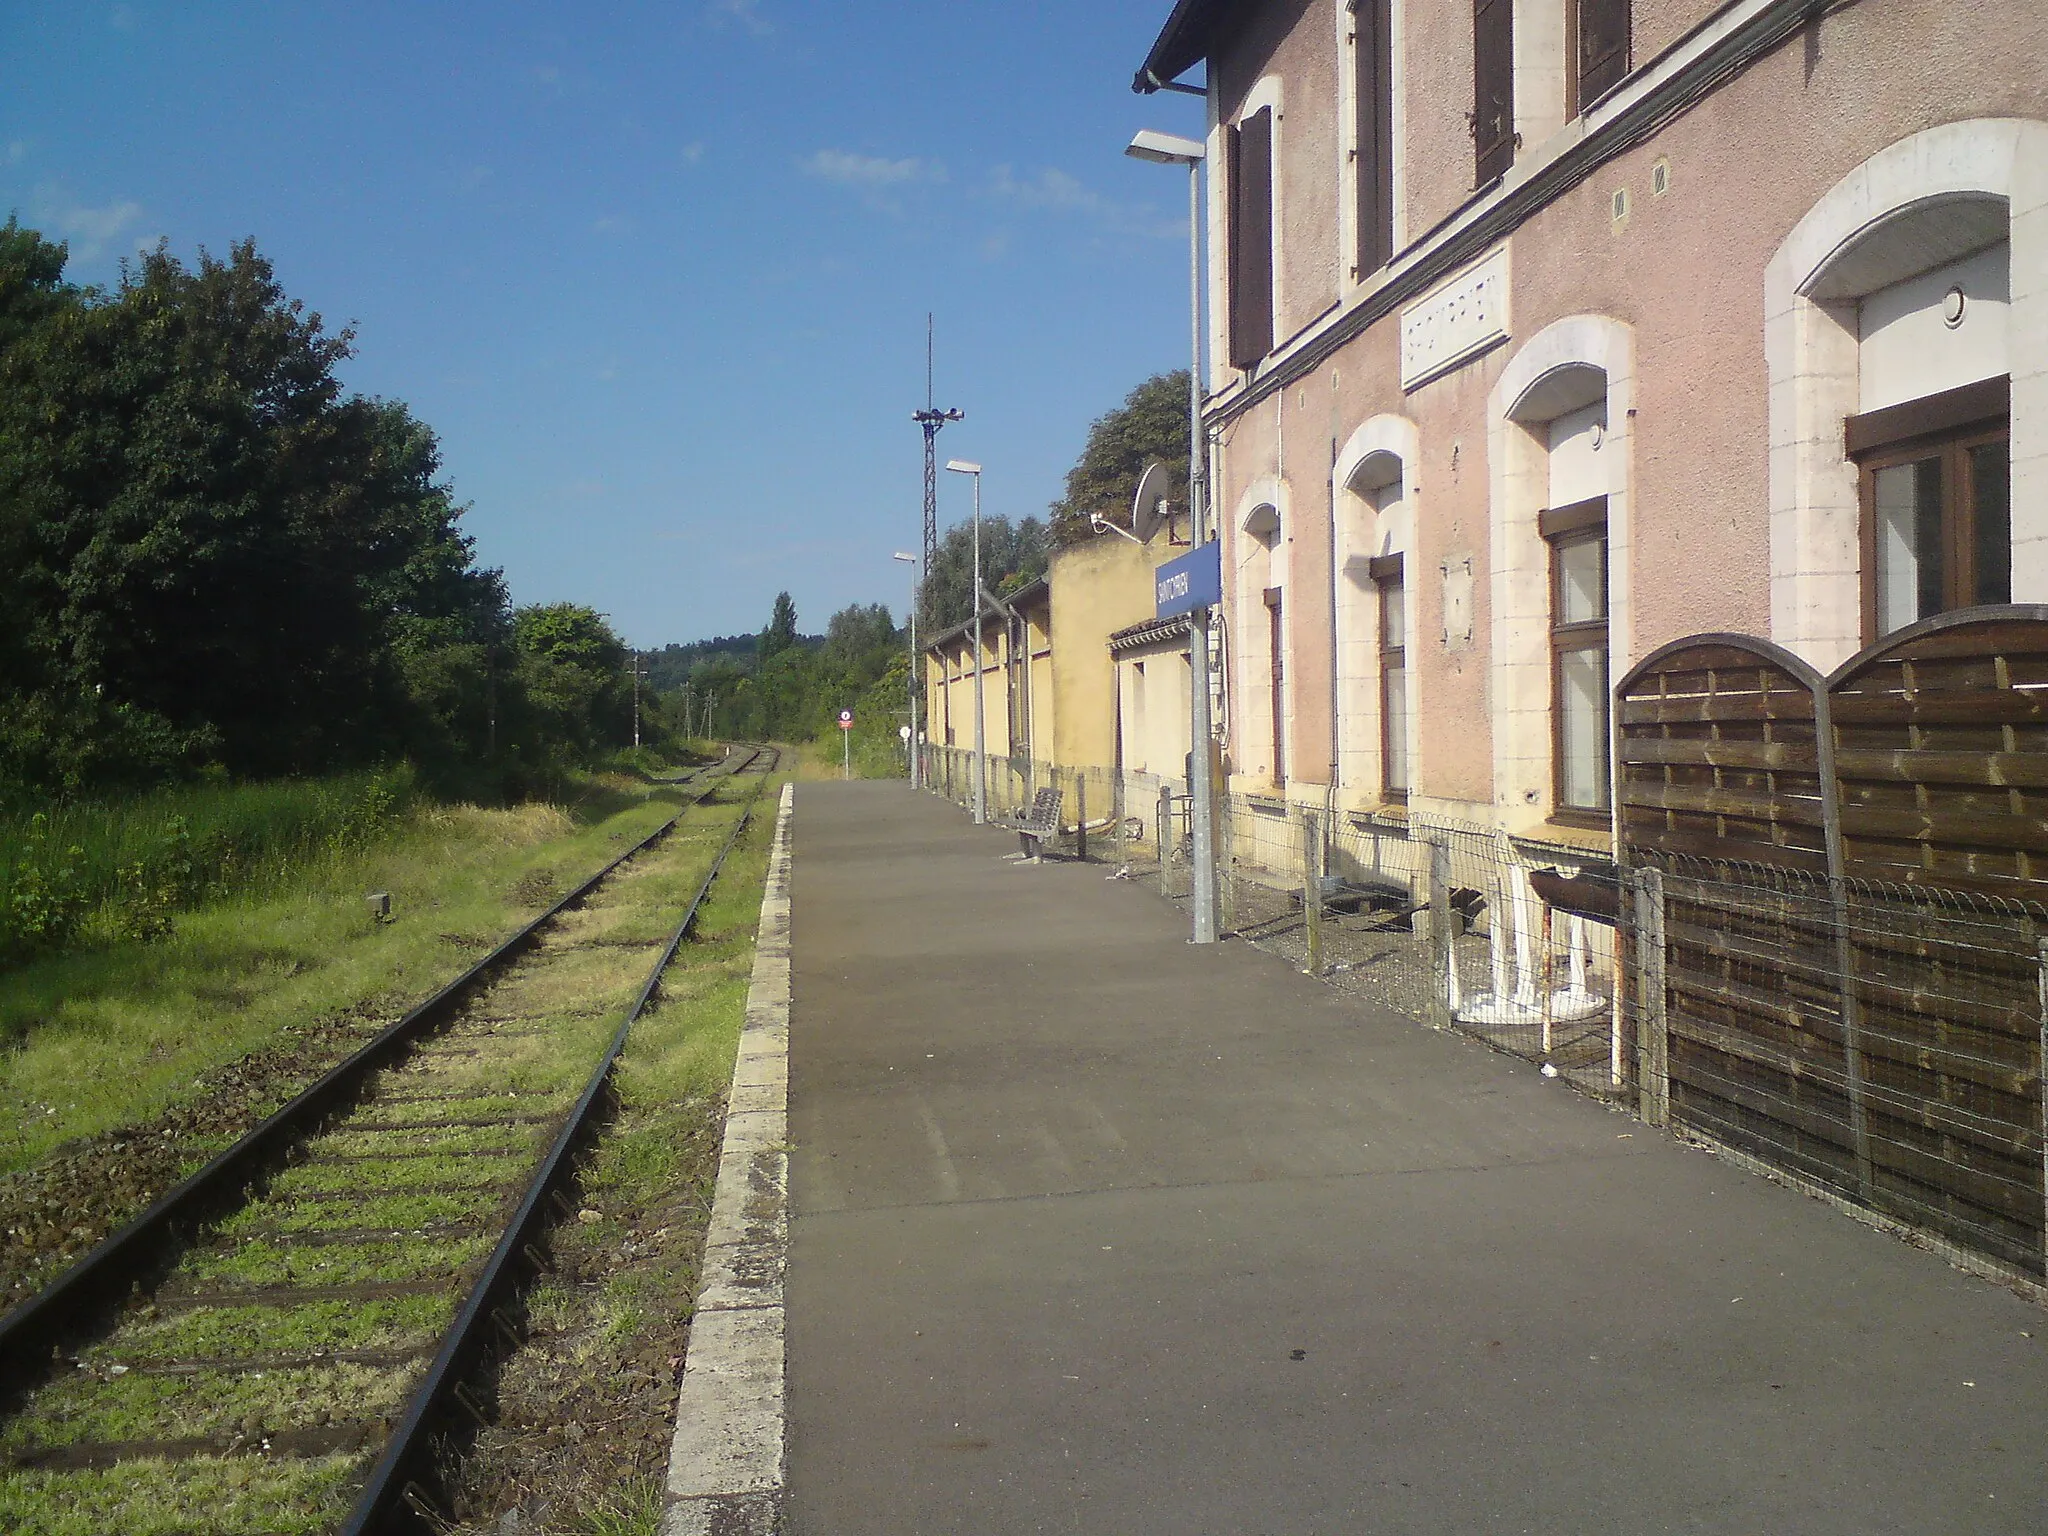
[1472,0,1514,185]
[1229,107,1274,371]
[1576,0,1630,108]
[1355,0,1394,273]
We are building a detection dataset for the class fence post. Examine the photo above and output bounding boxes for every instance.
[1425,835,1454,1032]
[1075,772,1087,862]
[1218,796,1237,936]
[1631,868,1669,1126]
[1302,809,1323,977]
[2037,937,2048,1272]
[1158,784,1175,898]
[1113,770,1127,873]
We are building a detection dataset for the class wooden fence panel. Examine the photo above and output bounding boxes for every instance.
[1615,636,1832,873]
[1616,612,2048,1279]
[1828,610,2048,899]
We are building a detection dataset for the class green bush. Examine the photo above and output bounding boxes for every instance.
[0,768,416,968]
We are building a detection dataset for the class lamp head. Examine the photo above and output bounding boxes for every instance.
[892,552,915,563]
[944,459,981,475]
[1126,129,1205,166]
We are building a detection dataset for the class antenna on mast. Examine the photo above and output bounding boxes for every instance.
[912,312,963,601]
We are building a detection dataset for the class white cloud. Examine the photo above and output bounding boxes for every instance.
[802,149,945,215]
[707,0,771,36]
[680,141,706,166]
[986,165,1182,240]
[32,189,147,259]
[803,149,938,191]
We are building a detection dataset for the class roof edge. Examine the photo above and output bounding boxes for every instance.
[1133,0,1226,93]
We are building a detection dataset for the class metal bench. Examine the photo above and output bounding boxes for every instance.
[1008,785,1064,862]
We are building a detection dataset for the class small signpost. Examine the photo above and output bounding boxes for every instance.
[838,709,854,778]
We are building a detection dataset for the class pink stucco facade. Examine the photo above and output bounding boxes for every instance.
[1166,0,2048,842]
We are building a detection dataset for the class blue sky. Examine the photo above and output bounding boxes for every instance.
[1,1,1205,649]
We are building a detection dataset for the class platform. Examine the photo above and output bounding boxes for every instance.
[785,780,2048,1534]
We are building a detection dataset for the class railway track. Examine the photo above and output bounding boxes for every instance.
[0,745,779,1535]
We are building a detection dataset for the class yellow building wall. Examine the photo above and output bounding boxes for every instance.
[1048,535,1159,774]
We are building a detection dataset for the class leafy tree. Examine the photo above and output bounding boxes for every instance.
[759,591,799,660]
[0,223,648,802]
[921,515,1049,633]
[507,603,632,764]
[824,603,898,678]
[1048,370,1191,546]
[514,603,626,674]
[0,217,74,355]
[0,238,416,781]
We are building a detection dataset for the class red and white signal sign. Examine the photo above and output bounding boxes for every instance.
[837,710,854,730]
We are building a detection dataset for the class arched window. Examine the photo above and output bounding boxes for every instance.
[1488,317,1634,829]
[1336,418,1419,802]
[1235,486,1286,787]
[1766,119,2048,669]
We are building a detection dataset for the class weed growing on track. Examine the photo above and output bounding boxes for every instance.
[86,1295,455,1365]
[2,1359,413,1450]
[180,1231,493,1289]
[0,1456,357,1536]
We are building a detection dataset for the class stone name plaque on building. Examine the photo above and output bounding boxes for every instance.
[1400,247,1510,390]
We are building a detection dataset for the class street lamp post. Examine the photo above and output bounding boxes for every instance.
[894,551,920,788]
[1127,127,1219,945]
[944,459,987,824]
[630,651,649,749]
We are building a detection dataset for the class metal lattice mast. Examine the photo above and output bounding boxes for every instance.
[913,314,961,600]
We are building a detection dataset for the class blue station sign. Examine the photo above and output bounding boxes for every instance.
[1155,541,1222,619]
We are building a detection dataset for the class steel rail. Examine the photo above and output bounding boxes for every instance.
[346,744,778,1533]
[0,747,754,1401]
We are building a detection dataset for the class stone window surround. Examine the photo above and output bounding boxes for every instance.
[1486,312,1636,832]
[1334,414,1421,803]
[1214,74,1287,377]
[1766,117,2048,674]
[1231,473,1291,786]
[1336,0,1409,294]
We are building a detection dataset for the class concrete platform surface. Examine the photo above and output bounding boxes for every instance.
[786,781,2048,1535]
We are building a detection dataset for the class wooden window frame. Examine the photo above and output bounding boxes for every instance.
[1855,420,2011,645]
[1264,585,1286,785]
[1545,504,1610,828]
[1471,0,1515,187]
[1567,0,1631,116]
[1370,553,1408,802]
[1229,108,1276,371]
[1849,375,2011,643]
[1351,0,1395,277]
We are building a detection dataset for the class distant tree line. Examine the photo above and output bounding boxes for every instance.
[0,219,656,803]
[650,592,909,764]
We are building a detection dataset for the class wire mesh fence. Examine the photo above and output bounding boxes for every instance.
[918,745,2048,1285]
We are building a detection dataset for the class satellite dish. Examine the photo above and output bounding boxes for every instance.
[1131,461,1172,543]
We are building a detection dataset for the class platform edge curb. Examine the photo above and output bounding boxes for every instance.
[662,780,793,1534]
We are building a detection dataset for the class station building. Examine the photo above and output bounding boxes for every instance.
[1134,0,2048,847]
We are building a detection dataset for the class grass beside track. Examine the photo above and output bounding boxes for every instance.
[0,764,723,1309]
[0,771,770,1536]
